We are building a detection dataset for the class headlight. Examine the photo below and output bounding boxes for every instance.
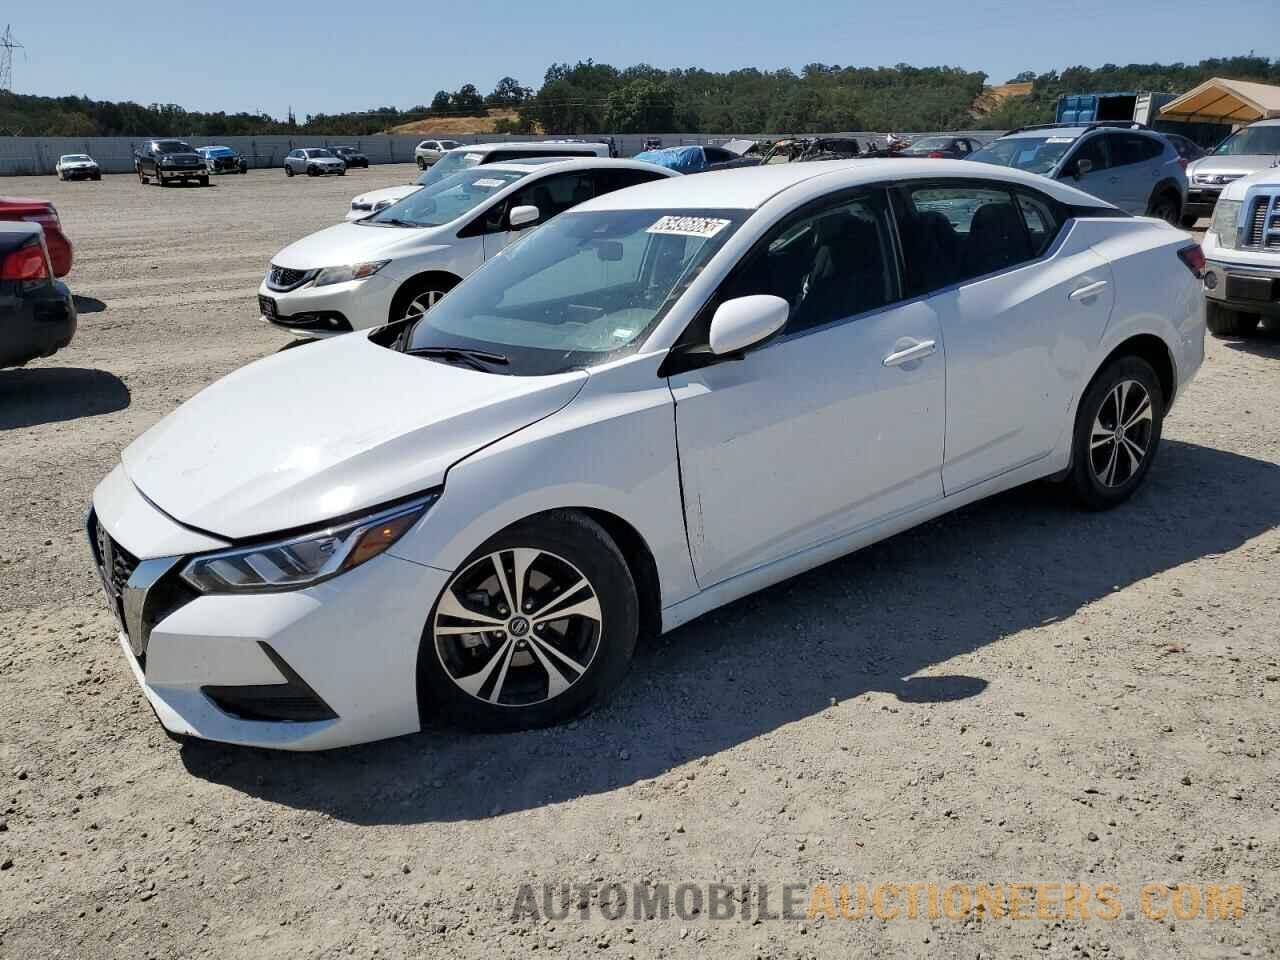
[313,259,390,286]
[1210,199,1241,250]
[180,494,436,594]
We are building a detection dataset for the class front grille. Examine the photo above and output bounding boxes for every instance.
[94,516,139,608]
[267,264,314,291]
[1245,196,1273,247]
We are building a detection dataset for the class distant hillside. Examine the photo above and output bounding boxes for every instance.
[386,109,524,136]
[972,81,1033,116]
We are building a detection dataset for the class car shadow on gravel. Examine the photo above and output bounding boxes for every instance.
[72,295,107,314]
[0,366,130,429]
[1220,325,1280,359]
[180,439,1280,824]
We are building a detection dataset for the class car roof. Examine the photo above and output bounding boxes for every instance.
[575,158,1113,212]
[1003,127,1089,140]
[482,157,677,176]
[443,141,607,156]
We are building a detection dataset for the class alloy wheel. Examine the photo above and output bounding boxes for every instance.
[433,548,603,707]
[1089,379,1153,488]
[401,289,444,321]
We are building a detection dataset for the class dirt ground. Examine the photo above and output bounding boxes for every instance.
[0,168,1277,960]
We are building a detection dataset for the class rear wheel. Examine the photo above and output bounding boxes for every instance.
[417,157,426,170]
[417,511,638,731]
[1206,301,1260,337]
[1069,356,1164,510]
[285,165,294,177]
[136,166,147,185]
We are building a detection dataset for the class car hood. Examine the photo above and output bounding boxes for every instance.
[162,152,203,163]
[272,220,450,268]
[351,185,421,207]
[1189,155,1280,179]
[63,161,96,167]
[121,334,588,539]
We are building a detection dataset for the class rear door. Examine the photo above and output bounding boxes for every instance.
[891,180,1115,493]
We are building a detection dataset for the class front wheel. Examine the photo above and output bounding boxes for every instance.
[198,175,209,187]
[1147,191,1180,227]
[285,165,294,177]
[1068,356,1164,510]
[1206,301,1260,338]
[417,157,426,170]
[417,511,639,731]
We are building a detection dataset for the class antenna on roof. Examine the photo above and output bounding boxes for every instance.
[0,25,25,91]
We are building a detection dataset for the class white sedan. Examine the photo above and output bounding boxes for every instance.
[259,158,676,337]
[90,160,1205,750]
[56,154,101,181]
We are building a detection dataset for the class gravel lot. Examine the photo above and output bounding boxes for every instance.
[1,168,1278,960]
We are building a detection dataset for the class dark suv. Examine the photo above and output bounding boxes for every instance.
[135,139,208,187]
[331,146,369,169]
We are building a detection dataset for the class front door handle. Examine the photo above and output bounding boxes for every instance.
[883,339,937,367]
[1069,280,1109,303]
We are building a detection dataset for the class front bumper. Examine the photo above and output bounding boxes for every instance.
[61,167,99,180]
[1185,187,1222,217]
[257,272,395,335]
[1204,258,1280,318]
[89,476,450,750]
[308,164,346,176]
[157,166,205,179]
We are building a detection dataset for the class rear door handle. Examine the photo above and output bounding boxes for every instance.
[1069,280,1109,303]
[883,339,937,367]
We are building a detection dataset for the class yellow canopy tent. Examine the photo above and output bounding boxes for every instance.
[1159,77,1280,124]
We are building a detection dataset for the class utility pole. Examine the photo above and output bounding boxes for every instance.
[0,25,25,91]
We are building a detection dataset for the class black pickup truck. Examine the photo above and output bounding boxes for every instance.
[134,139,209,187]
[0,222,77,369]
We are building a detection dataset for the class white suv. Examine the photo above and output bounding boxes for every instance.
[414,139,461,169]
[1201,166,1280,336]
[349,141,613,221]
[260,158,675,337]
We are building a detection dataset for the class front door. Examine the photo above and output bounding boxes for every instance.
[481,170,599,260]
[667,190,946,587]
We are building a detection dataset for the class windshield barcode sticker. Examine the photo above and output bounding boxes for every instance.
[473,178,507,188]
[647,215,731,238]
[1045,137,1075,144]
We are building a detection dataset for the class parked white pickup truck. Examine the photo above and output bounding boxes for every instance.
[1201,166,1280,337]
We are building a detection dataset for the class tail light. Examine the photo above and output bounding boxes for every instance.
[927,151,945,159]
[1177,243,1205,279]
[0,240,51,281]
[21,206,61,230]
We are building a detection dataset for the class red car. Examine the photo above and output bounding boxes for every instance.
[0,197,73,277]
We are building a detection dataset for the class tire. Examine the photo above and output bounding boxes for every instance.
[388,276,457,323]
[156,172,167,187]
[307,166,318,177]
[1180,213,1200,229]
[137,166,147,185]
[1147,190,1180,227]
[92,173,101,181]
[417,157,426,170]
[285,165,294,177]
[417,511,639,731]
[1068,355,1164,510]
[198,175,209,187]
[1206,301,1260,337]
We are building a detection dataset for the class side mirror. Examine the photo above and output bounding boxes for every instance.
[1074,158,1093,179]
[509,205,540,229]
[709,295,789,356]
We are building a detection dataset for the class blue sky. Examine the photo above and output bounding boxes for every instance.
[9,0,1279,117]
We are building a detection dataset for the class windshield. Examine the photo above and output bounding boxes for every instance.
[400,208,747,375]
[156,140,193,153]
[62,155,91,162]
[418,149,484,185]
[368,167,529,227]
[306,149,334,158]
[1212,125,1280,156]
[968,136,1074,175]
[206,147,233,156]
[906,137,952,151]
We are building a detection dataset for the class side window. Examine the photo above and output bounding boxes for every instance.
[594,168,668,194]
[719,191,897,335]
[892,184,1034,294]
[510,172,596,224]
[1015,191,1064,257]
[1111,134,1161,167]
[956,139,971,154]
[1070,135,1110,173]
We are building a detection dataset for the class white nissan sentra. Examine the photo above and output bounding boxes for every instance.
[91,160,1205,750]
[258,157,675,337]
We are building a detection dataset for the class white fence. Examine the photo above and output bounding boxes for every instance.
[0,131,1000,176]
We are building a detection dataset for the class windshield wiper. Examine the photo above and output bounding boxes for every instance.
[405,346,510,370]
